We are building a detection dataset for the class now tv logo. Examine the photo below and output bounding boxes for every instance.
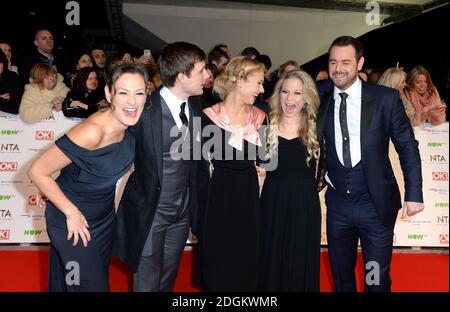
[0,194,14,201]
[23,229,45,236]
[407,234,425,240]
[432,172,448,181]
[0,130,21,135]
[35,131,54,140]
[0,162,18,172]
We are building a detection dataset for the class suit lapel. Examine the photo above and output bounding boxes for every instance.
[148,92,163,184]
[188,97,203,160]
[360,82,376,161]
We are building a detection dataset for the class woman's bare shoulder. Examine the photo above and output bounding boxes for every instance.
[66,120,105,151]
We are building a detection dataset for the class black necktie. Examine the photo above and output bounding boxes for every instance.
[179,102,188,126]
[339,92,352,168]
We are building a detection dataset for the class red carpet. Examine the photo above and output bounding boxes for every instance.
[0,248,447,292]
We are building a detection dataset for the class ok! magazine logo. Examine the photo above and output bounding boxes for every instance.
[35,131,54,140]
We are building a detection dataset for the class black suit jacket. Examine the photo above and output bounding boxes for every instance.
[18,50,68,86]
[316,80,423,229]
[113,88,210,271]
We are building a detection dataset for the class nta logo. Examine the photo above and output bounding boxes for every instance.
[0,162,18,171]
[0,229,10,240]
[0,143,19,152]
[437,216,449,224]
[429,155,447,162]
[432,172,448,181]
[0,210,12,218]
[35,131,54,140]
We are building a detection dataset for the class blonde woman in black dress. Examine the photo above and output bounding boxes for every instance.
[259,70,321,291]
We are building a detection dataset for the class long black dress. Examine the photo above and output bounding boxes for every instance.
[45,131,134,291]
[201,105,266,292]
[259,136,321,291]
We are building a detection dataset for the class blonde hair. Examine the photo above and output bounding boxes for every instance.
[213,56,263,100]
[277,60,299,77]
[266,70,320,165]
[377,67,406,90]
[29,63,57,85]
[405,65,436,94]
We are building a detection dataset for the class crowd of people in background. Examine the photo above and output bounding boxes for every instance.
[1,28,447,127]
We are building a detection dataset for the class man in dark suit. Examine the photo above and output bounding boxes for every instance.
[316,36,424,292]
[18,29,67,86]
[114,42,210,292]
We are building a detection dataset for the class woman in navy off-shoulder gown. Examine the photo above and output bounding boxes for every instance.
[28,63,148,291]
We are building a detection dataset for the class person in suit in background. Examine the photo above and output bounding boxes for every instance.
[113,42,210,292]
[316,36,424,292]
[18,29,67,86]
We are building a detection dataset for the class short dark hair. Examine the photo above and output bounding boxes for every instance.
[240,47,260,59]
[158,42,205,87]
[90,46,105,53]
[328,36,364,62]
[206,63,220,79]
[213,43,228,51]
[208,47,229,65]
[104,63,148,109]
[256,54,272,71]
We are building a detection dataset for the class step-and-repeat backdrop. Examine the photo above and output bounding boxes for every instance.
[0,111,448,246]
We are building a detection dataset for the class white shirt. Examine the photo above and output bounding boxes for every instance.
[160,86,190,130]
[333,78,362,167]
[325,78,362,190]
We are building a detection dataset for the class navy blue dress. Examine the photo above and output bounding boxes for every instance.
[45,131,134,291]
